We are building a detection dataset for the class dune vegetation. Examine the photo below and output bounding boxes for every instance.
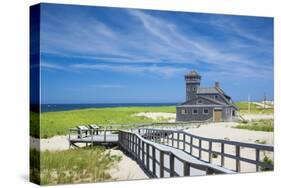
[30,147,122,185]
[234,119,274,132]
[235,102,274,114]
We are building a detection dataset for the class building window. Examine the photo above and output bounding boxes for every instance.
[197,99,203,104]
[203,109,209,115]
[181,109,188,115]
[192,109,198,115]
[193,87,196,92]
[214,95,219,99]
[232,110,235,116]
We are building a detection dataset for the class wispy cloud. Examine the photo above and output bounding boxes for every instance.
[41,62,73,72]
[41,7,273,79]
[73,63,186,77]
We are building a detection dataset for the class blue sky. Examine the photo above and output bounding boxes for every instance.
[39,3,274,104]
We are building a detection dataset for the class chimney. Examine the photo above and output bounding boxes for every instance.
[215,81,220,88]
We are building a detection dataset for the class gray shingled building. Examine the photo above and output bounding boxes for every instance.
[176,71,238,122]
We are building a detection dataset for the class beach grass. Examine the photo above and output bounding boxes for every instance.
[235,102,274,114]
[234,119,274,132]
[36,106,176,138]
[30,147,121,185]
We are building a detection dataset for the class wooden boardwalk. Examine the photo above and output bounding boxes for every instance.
[68,127,273,177]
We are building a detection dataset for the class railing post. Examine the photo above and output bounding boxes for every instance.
[236,145,241,172]
[183,134,186,151]
[172,133,174,147]
[146,144,150,170]
[134,135,138,158]
[190,137,193,154]
[209,141,212,163]
[221,143,225,167]
[177,132,180,149]
[160,151,164,178]
[152,146,156,176]
[183,162,190,176]
[170,153,175,177]
[138,138,141,160]
[199,139,202,159]
[91,129,93,147]
[256,149,260,171]
[142,141,145,162]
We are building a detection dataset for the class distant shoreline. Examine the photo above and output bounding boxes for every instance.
[41,103,178,112]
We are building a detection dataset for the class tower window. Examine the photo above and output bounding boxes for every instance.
[192,109,198,115]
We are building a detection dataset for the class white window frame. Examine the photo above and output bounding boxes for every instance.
[192,109,198,115]
[181,109,188,115]
[203,108,209,115]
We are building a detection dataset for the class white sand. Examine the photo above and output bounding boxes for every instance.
[186,122,273,144]
[109,149,149,180]
[132,112,176,122]
[241,114,273,121]
[30,136,70,151]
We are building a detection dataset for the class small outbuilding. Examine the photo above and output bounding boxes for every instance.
[176,70,238,122]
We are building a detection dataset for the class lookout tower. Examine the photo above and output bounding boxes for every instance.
[185,70,201,101]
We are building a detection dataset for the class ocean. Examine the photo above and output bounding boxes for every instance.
[41,103,177,112]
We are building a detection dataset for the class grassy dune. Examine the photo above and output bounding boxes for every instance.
[30,147,121,185]
[234,119,274,132]
[235,102,274,114]
[32,106,176,138]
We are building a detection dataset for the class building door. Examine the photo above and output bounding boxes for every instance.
[213,109,222,122]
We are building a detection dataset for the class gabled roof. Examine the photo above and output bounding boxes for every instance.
[179,95,226,106]
[197,87,219,94]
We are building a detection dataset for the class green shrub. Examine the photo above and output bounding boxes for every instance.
[255,140,267,144]
[261,155,273,171]
[212,153,218,158]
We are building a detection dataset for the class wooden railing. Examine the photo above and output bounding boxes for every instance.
[68,128,119,146]
[138,128,274,172]
[118,130,233,178]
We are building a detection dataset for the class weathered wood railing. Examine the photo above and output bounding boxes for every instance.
[138,128,274,172]
[119,130,233,178]
[68,128,119,147]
